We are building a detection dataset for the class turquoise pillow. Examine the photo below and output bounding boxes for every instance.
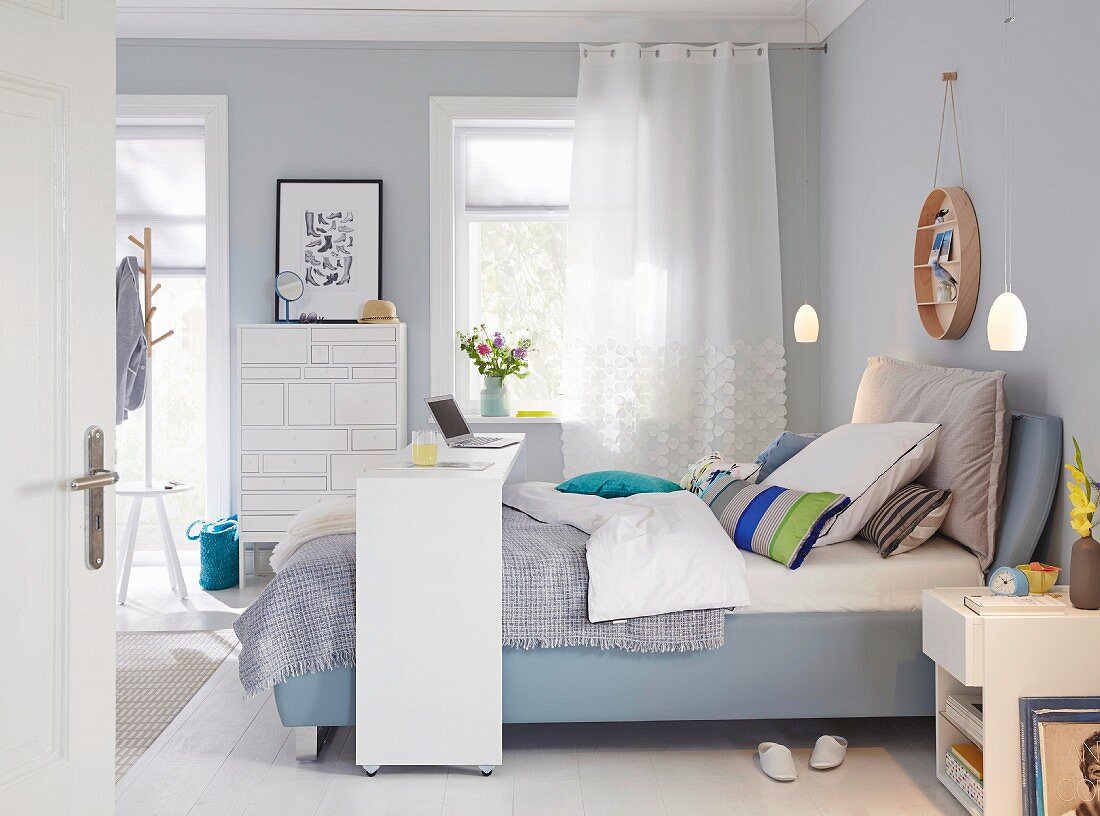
[556,471,682,499]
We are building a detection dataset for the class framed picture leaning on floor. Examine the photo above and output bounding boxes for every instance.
[275,179,382,322]
[1021,697,1100,816]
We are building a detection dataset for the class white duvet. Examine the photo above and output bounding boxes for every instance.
[502,482,751,623]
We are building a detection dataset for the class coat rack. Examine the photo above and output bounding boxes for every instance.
[127,227,175,488]
[117,227,190,604]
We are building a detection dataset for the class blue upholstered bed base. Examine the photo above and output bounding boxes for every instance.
[276,611,930,727]
[273,412,1062,728]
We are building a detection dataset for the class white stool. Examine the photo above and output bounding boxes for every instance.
[116,481,193,605]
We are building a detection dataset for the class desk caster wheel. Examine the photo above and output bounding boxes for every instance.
[478,765,495,777]
[363,765,380,777]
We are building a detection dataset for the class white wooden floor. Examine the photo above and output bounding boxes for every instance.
[115,560,268,633]
[116,565,968,816]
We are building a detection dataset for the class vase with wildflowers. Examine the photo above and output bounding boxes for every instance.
[457,325,534,417]
[1065,437,1100,609]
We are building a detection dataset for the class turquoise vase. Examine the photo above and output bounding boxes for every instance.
[480,376,509,417]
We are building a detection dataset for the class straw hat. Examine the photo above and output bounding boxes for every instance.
[357,300,400,324]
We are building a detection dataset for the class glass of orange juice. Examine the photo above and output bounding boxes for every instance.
[411,430,439,466]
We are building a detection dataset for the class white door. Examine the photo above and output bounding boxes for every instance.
[0,1,117,813]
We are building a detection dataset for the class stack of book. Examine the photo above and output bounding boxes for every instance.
[944,693,983,746]
[945,743,984,811]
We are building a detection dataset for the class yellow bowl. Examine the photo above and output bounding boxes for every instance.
[1017,564,1061,594]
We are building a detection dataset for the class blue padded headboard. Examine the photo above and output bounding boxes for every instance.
[988,412,1063,572]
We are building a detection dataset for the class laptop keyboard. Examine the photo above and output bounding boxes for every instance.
[460,436,499,446]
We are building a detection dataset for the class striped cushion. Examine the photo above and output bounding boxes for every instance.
[702,476,849,569]
[861,484,953,557]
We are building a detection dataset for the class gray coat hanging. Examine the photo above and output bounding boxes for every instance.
[116,255,148,424]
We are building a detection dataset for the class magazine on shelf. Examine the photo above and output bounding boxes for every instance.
[938,228,954,262]
[945,693,984,745]
[929,231,945,264]
[963,594,1067,615]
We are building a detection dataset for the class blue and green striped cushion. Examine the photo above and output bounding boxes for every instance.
[702,475,850,569]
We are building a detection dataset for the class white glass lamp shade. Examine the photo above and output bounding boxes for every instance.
[986,291,1027,351]
[793,303,820,343]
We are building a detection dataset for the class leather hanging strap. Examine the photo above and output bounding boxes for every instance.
[933,73,964,188]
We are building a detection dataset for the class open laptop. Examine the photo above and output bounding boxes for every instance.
[424,395,520,448]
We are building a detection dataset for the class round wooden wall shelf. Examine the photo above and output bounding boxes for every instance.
[913,187,980,339]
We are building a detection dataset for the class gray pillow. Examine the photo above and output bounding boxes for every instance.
[852,357,1008,568]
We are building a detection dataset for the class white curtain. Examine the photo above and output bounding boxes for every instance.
[562,42,788,479]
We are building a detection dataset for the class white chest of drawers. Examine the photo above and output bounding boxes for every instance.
[237,323,407,582]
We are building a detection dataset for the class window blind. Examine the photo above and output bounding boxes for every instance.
[461,128,572,212]
[116,126,206,272]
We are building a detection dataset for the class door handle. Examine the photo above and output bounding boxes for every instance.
[70,469,119,491]
[71,426,116,570]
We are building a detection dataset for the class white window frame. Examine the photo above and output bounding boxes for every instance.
[428,96,575,414]
[116,94,231,518]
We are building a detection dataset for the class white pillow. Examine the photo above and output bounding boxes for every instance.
[762,421,941,546]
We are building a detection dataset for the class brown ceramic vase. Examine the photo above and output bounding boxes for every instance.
[1069,536,1100,610]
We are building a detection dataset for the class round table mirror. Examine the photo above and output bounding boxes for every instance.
[275,270,304,322]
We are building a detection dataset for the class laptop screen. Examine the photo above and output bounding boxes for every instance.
[426,396,472,440]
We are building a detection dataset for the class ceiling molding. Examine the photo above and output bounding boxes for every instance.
[116,1,865,42]
[806,0,863,40]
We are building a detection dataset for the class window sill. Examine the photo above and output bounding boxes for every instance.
[430,413,564,426]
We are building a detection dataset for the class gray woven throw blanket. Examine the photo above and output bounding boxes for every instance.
[234,507,725,697]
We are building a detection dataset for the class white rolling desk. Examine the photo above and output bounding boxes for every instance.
[355,433,525,776]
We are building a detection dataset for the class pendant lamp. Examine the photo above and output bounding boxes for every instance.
[794,303,819,343]
[988,0,1027,351]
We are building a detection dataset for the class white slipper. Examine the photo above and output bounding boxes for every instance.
[758,742,797,782]
[809,735,848,770]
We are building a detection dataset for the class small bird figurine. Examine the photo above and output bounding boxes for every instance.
[931,260,958,302]
[931,260,957,286]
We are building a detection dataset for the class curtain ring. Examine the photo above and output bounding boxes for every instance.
[757,47,763,56]
[583,48,588,58]
[610,48,616,57]
[655,48,660,58]
[731,47,736,57]
[712,48,717,57]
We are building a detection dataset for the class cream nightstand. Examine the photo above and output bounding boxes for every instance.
[922,587,1100,815]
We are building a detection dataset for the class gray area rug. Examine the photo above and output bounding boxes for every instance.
[115,629,237,781]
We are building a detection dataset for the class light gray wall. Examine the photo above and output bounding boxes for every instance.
[117,39,821,486]
[820,1,1098,568]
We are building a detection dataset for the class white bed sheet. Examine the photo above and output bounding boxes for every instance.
[738,536,983,614]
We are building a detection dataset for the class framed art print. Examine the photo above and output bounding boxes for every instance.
[1020,697,1100,816]
[275,179,382,322]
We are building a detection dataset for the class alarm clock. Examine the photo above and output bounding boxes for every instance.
[987,565,1030,596]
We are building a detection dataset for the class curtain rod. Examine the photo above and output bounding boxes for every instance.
[118,40,827,55]
[582,43,826,54]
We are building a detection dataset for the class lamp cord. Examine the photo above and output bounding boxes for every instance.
[802,0,810,305]
[1004,0,1014,293]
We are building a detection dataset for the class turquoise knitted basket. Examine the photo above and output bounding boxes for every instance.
[187,515,239,591]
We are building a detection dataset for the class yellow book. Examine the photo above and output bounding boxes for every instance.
[515,410,559,417]
[950,742,983,781]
